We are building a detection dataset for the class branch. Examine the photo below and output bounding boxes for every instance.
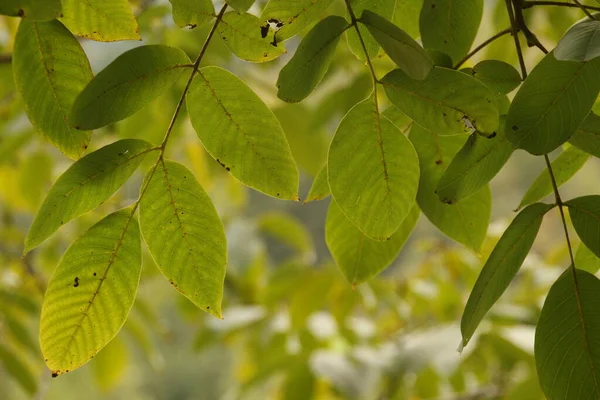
[505,0,528,78]
[523,0,600,11]
[0,54,12,64]
[454,28,512,69]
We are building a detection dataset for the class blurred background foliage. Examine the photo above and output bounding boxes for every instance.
[1,0,600,398]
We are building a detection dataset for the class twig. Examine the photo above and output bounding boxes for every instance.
[505,0,528,78]
[523,0,600,11]
[0,54,11,64]
[454,28,512,69]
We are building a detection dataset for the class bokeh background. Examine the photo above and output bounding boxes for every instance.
[1,0,600,398]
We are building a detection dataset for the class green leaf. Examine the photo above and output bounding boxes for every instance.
[470,59,522,95]
[419,0,483,64]
[346,0,395,60]
[258,212,314,258]
[575,242,600,274]
[139,160,227,317]
[40,208,142,376]
[382,67,499,136]
[0,0,61,20]
[304,164,330,203]
[0,344,37,395]
[70,45,191,130]
[260,0,335,42]
[518,146,589,210]
[555,18,600,62]
[569,112,600,158]
[13,19,93,159]
[277,15,348,103]
[436,119,514,204]
[326,200,419,285]
[392,0,423,38]
[360,10,433,80]
[169,0,214,29]
[60,0,140,41]
[24,139,153,253]
[187,66,299,200]
[567,195,600,258]
[506,52,600,155]
[91,335,128,391]
[328,98,420,240]
[225,0,255,12]
[535,269,600,400]
[4,313,37,354]
[410,124,491,251]
[219,12,286,63]
[461,203,554,347]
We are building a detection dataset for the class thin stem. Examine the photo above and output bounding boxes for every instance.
[454,28,512,69]
[505,0,528,78]
[544,155,576,267]
[0,54,11,64]
[131,3,229,218]
[573,0,597,18]
[523,0,600,11]
[344,0,379,86]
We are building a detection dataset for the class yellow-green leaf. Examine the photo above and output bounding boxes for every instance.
[0,344,37,395]
[40,208,142,376]
[346,0,395,60]
[25,139,153,253]
[60,0,140,42]
[91,335,128,391]
[258,212,314,258]
[260,0,335,42]
[328,98,420,240]
[0,0,61,20]
[219,12,286,63]
[226,0,255,12]
[304,164,330,203]
[326,200,419,285]
[187,66,299,200]
[169,0,215,29]
[277,15,349,103]
[139,160,227,317]
[70,45,191,130]
[13,19,93,159]
[410,124,491,251]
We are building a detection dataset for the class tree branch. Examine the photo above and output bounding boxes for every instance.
[454,28,512,69]
[0,54,12,64]
[523,0,600,11]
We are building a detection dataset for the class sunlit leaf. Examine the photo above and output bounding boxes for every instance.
[187,66,299,200]
[91,335,128,391]
[225,0,254,12]
[506,52,600,155]
[0,0,61,20]
[219,12,286,63]
[518,146,589,210]
[258,212,314,258]
[40,208,142,376]
[575,242,600,274]
[382,67,499,136]
[393,0,423,38]
[277,15,348,103]
[461,203,554,347]
[169,0,214,29]
[13,19,93,159]
[70,45,191,130]
[346,0,395,60]
[410,124,491,251]
[0,344,37,395]
[60,0,140,41]
[326,200,419,285]
[139,160,227,317]
[470,59,521,94]
[24,139,153,253]
[569,112,600,158]
[360,10,433,80]
[535,269,600,400]
[328,98,420,240]
[419,0,483,64]
[436,119,514,204]
[555,18,600,62]
[567,195,600,258]
[304,164,330,203]
[261,0,335,42]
